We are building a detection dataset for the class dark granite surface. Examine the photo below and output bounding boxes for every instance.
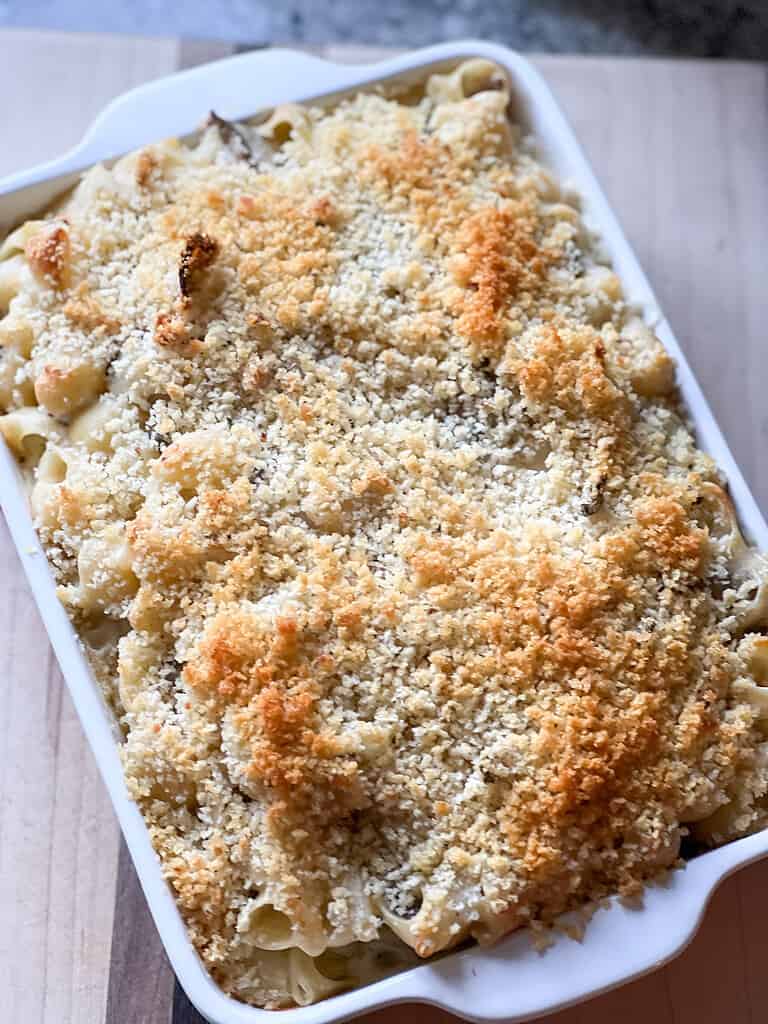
[1,0,767,57]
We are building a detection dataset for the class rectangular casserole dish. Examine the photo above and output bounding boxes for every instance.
[1,40,767,1024]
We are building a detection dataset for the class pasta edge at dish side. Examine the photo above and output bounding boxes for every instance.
[2,59,768,1009]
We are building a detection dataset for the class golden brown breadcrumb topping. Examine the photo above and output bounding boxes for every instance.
[25,222,71,288]
[2,62,768,1010]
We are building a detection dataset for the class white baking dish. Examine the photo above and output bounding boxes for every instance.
[1,40,767,1024]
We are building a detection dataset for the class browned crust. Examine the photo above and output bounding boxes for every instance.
[185,609,367,822]
[179,232,219,299]
[451,205,554,351]
[25,224,71,288]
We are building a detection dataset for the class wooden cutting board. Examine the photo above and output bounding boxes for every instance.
[1,30,767,1024]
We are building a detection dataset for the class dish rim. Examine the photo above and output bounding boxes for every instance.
[1,39,767,1024]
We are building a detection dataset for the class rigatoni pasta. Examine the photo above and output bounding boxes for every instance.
[2,58,768,1009]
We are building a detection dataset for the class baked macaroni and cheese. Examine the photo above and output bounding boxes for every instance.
[2,60,768,1009]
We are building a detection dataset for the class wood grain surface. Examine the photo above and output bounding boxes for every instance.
[1,29,767,1024]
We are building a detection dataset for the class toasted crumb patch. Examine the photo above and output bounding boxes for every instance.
[25,223,70,288]
[63,284,120,335]
[135,150,158,188]
[179,232,219,299]
[154,310,191,349]
[452,204,553,352]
